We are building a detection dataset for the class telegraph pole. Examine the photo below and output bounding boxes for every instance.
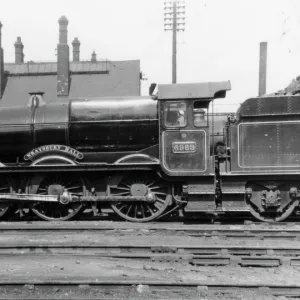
[164,0,185,83]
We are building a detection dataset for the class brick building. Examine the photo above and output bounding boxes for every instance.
[0,16,141,106]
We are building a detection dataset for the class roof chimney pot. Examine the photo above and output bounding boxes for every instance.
[91,50,97,63]
[58,15,68,44]
[72,37,80,62]
[57,15,70,97]
[14,36,24,64]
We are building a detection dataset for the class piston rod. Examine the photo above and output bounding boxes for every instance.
[0,193,156,205]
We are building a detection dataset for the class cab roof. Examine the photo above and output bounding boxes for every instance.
[157,81,231,100]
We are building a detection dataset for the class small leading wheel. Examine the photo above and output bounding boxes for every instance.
[110,173,171,222]
[27,174,86,221]
[0,177,15,220]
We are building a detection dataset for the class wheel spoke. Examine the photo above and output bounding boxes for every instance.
[0,187,10,191]
[115,202,123,209]
[134,204,138,218]
[65,186,82,191]
[126,204,133,216]
[117,204,126,212]
[146,204,154,215]
[155,201,164,209]
[155,197,166,204]
[147,181,158,187]
[112,191,130,196]
[113,186,130,191]
[150,185,168,190]
[63,180,74,188]
[153,192,167,196]
[140,204,145,218]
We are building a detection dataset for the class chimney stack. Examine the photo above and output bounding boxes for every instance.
[0,22,4,99]
[91,50,97,63]
[14,37,24,64]
[258,42,267,96]
[72,37,80,62]
[57,15,70,97]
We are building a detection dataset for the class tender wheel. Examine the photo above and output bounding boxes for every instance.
[246,182,298,222]
[27,174,86,221]
[0,177,15,220]
[248,201,298,222]
[110,173,171,222]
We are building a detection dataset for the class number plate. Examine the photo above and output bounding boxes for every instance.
[172,141,196,153]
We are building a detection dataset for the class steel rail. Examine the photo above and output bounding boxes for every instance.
[0,280,298,297]
[0,279,297,287]
[1,222,300,239]
[1,243,300,250]
[0,286,299,300]
[1,221,300,229]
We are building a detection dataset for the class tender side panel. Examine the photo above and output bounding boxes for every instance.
[238,122,300,168]
[162,130,206,175]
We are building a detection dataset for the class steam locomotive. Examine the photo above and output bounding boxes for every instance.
[0,81,299,222]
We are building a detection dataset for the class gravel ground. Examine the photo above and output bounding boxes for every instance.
[0,221,298,299]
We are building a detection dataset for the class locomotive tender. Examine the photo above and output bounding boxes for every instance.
[0,81,299,222]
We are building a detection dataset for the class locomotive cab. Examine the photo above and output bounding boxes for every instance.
[157,82,231,177]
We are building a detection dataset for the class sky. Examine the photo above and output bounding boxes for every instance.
[1,0,300,112]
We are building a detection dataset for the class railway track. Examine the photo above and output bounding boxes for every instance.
[0,281,300,299]
[2,222,300,268]
[2,244,300,268]
[1,221,300,299]
[2,220,300,239]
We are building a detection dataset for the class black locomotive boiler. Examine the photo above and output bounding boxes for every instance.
[0,81,299,222]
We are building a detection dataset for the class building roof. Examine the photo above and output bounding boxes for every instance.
[4,60,109,75]
[2,76,57,105]
[1,60,140,106]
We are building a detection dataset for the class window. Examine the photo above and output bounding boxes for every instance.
[193,101,208,127]
[164,102,187,128]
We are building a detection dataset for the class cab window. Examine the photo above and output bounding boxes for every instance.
[193,101,208,127]
[164,102,187,128]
